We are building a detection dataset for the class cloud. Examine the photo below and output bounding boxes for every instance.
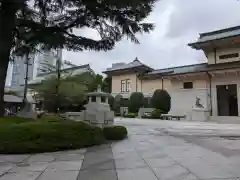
[63,0,240,74]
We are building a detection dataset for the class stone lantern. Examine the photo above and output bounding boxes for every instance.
[85,85,111,111]
[64,85,114,128]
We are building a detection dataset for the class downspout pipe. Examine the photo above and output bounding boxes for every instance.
[207,72,213,116]
[161,77,164,90]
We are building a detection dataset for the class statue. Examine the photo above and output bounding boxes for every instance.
[195,97,204,108]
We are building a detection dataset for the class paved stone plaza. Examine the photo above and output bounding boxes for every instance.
[2,118,240,179]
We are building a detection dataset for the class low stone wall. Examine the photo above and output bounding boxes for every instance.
[64,112,85,121]
[63,111,114,128]
[138,108,154,118]
[210,116,240,124]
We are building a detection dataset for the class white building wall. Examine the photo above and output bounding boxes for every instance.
[168,88,209,116]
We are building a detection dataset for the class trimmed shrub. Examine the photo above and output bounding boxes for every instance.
[150,109,162,119]
[128,92,144,113]
[0,116,32,124]
[114,94,123,113]
[151,89,171,113]
[108,95,114,111]
[0,117,104,154]
[141,109,162,119]
[123,113,136,118]
[143,97,151,108]
[103,126,128,140]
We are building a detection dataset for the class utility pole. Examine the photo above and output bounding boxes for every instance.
[54,57,61,113]
[23,53,31,102]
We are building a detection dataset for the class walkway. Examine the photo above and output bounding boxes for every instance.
[1,118,240,179]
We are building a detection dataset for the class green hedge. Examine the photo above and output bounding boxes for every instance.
[123,113,136,118]
[0,117,104,154]
[103,126,128,140]
[141,109,163,119]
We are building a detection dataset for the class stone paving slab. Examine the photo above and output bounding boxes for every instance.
[152,164,191,180]
[38,170,79,180]
[0,172,41,180]
[77,144,117,180]
[77,169,117,180]
[10,162,48,173]
[0,155,29,163]
[115,159,147,169]
[46,161,83,171]
[117,167,158,180]
[27,155,55,163]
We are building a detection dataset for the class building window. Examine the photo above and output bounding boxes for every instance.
[126,79,131,92]
[121,80,126,92]
[219,53,239,60]
[121,79,131,92]
[183,82,193,89]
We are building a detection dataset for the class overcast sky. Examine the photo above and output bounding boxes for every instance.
[62,0,240,74]
[5,0,240,86]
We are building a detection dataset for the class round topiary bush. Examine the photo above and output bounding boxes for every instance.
[108,95,114,111]
[150,109,162,119]
[128,92,144,113]
[114,94,123,114]
[103,126,128,140]
[151,89,171,114]
[0,116,104,154]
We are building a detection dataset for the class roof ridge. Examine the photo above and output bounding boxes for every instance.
[200,25,240,37]
[152,62,207,72]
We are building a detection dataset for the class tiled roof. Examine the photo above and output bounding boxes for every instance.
[189,25,240,45]
[146,61,240,77]
[103,58,153,73]
[148,63,208,76]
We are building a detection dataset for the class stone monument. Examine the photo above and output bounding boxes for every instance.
[190,97,210,122]
[64,85,114,128]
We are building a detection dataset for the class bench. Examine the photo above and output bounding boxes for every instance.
[161,114,186,121]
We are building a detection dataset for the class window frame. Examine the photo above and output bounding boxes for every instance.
[121,79,131,92]
[183,82,193,89]
[126,79,131,92]
[121,80,126,92]
[219,53,239,60]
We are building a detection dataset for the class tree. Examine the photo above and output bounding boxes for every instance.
[88,74,103,92]
[0,0,156,116]
[30,72,96,112]
[102,76,112,93]
[151,89,171,113]
[128,92,144,113]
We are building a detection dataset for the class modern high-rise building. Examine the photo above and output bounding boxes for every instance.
[10,54,35,96]
[35,49,63,76]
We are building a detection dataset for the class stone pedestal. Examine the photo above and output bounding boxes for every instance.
[191,108,210,122]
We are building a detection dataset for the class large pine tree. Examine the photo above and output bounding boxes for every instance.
[0,0,156,116]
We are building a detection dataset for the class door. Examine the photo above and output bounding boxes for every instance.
[217,84,238,116]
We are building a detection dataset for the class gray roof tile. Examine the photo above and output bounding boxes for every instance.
[190,25,240,44]
[148,63,208,75]
[104,58,153,72]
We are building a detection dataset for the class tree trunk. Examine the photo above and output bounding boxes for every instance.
[0,3,19,117]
